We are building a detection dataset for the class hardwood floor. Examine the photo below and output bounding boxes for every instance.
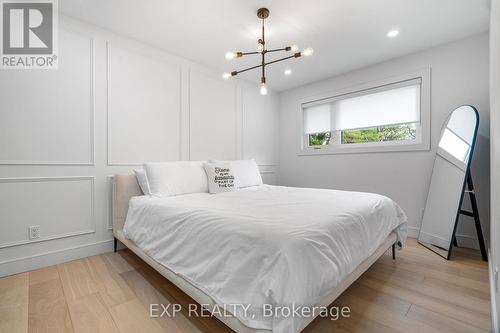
[0,239,491,332]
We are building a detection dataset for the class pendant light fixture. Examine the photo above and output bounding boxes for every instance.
[222,8,313,95]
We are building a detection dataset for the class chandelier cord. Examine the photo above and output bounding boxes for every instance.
[261,18,265,83]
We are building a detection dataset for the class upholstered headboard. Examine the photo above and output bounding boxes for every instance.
[112,174,142,234]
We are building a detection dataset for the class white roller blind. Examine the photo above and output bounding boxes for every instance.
[333,83,421,131]
[303,103,331,134]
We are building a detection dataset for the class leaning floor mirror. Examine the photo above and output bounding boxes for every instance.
[418,105,487,260]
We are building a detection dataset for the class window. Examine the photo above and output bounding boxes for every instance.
[304,103,332,146]
[341,123,417,144]
[298,70,430,155]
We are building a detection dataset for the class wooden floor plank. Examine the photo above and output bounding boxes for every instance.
[334,292,444,333]
[102,252,135,275]
[358,274,491,331]
[29,266,59,286]
[0,273,29,333]
[116,249,146,270]
[373,260,490,294]
[57,259,99,302]
[121,268,204,333]
[363,265,490,315]
[406,304,488,333]
[365,261,425,284]
[382,246,488,283]
[408,243,488,270]
[138,267,234,333]
[344,282,412,316]
[28,278,74,333]
[108,299,165,333]
[422,275,490,301]
[335,313,400,333]
[67,293,120,333]
[85,255,136,308]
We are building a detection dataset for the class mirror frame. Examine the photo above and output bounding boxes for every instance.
[418,105,479,260]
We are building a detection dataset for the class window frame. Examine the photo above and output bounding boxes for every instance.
[297,68,431,155]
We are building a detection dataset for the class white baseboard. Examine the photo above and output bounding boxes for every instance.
[407,226,419,238]
[455,233,479,250]
[407,226,479,250]
[0,239,114,277]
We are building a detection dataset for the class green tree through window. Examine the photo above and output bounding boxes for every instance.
[341,124,417,144]
[309,132,331,146]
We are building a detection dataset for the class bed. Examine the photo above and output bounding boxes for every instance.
[112,173,407,333]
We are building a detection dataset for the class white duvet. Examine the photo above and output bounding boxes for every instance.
[123,185,407,332]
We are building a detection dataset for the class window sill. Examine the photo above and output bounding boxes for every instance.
[297,141,430,156]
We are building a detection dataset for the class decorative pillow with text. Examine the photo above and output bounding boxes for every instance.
[203,163,237,194]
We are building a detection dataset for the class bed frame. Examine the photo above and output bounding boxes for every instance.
[112,174,397,333]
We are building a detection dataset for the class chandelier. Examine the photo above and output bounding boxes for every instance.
[222,8,313,95]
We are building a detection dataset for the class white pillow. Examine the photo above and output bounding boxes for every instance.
[211,159,263,188]
[133,169,151,196]
[144,161,208,197]
[203,163,236,194]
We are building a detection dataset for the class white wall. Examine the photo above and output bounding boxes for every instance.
[489,0,500,330]
[278,33,490,243]
[0,16,279,277]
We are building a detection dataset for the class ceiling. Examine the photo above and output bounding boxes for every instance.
[60,0,491,92]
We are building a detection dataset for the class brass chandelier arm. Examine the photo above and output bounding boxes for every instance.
[233,47,294,57]
[231,63,263,76]
[265,47,292,53]
[265,53,301,66]
[240,51,260,56]
[231,53,302,76]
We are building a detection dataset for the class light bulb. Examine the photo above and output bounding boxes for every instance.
[257,42,264,52]
[387,30,399,38]
[225,52,236,60]
[222,72,231,80]
[284,69,292,76]
[260,83,268,95]
[290,44,299,52]
[302,48,314,56]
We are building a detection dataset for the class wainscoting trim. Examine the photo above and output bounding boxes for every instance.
[106,42,183,165]
[0,176,96,249]
[0,36,95,166]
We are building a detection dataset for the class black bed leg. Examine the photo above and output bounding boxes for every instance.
[114,237,117,253]
[392,243,396,260]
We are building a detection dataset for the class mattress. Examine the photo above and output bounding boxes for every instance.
[123,185,407,333]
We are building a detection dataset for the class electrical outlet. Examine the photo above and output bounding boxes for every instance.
[29,225,40,240]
